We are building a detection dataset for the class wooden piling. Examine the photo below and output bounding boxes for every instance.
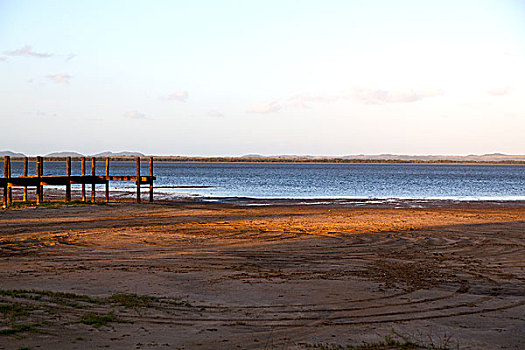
[91,158,96,202]
[81,157,86,202]
[36,157,40,204]
[23,157,28,201]
[36,156,43,204]
[65,157,71,202]
[6,156,12,204]
[3,156,8,207]
[149,156,153,202]
[136,157,141,203]
[105,157,110,203]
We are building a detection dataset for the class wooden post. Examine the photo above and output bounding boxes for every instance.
[36,157,40,204]
[81,157,86,202]
[6,156,12,204]
[149,156,153,202]
[36,156,43,204]
[105,157,110,203]
[23,157,28,201]
[136,157,141,203]
[3,156,8,208]
[91,158,96,202]
[65,157,71,202]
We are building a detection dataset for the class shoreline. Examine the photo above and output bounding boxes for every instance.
[4,157,525,165]
[4,186,525,209]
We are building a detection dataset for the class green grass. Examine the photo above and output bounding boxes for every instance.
[80,311,120,328]
[1,289,192,308]
[3,200,106,210]
[302,337,419,349]
[109,293,156,308]
[300,333,457,350]
[0,323,40,336]
[0,289,103,308]
[0,303,35,320]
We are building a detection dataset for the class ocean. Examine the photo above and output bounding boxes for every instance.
[3,161,525,201]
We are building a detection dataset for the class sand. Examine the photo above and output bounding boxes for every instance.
[0,201,524,349]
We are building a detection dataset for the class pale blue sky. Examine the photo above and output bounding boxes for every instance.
[1,0,524,156]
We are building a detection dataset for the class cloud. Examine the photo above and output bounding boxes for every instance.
[46,73,71,84]
[487,87,510,96]
[0,57,6,62]
[247,94,336,113]
[247,87,444,114]
[167,91,188,102]
[246,100,283,114]
[124,111,148,120]
[65,54,76,62]
[4,45,52,58]
[36,111,58,118]
[348,88,443,104]
[207,110,224,118]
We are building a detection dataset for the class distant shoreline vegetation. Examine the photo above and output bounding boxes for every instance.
[4,156,525,165]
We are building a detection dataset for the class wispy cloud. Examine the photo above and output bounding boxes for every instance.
[207,110,224,118]
[348,88,443,104]
[166,91,189,102]
[247,87,444,114]
[247,94,336,113]
[36,111,58,118]
[46,73,71,84]
[246,101,283,114]
[487,86,510,96]
[124,111,148,120]
[0,57,6,62]
[4,45,52,58]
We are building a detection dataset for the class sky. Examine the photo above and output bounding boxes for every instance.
[1,0,524,156]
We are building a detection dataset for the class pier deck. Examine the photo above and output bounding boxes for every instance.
[2,156,156,207]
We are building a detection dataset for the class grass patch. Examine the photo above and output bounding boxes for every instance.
[0,289,103,308]
[109,293,156,308]
[302,336,419,349]
[108,293,192,308]
[0,289,192,314]
[0,303,34,320]
[80,311,120,328]
[0,323,39,336]
[301,333,457,350]
[3,200,106,210]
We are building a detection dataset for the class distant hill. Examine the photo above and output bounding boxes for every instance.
[241,154,265,158]
[92,151,145,157]
[46,151,85,157]
[341,154,525,162]
[0,150,26,157]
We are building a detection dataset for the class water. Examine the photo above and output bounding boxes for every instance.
[3,161,525,200]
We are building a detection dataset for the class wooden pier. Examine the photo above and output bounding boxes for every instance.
[1,156,156,207]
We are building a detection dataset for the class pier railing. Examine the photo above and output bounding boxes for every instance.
[1,156,155,207]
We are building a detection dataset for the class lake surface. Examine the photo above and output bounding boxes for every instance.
[3,161,525,200]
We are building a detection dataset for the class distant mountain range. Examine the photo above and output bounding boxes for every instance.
[0,150,26,157]
[45,151,85,157]
[339,153,525,162]
[0,151,145,158]
[240,153,525,162]
[1,151,524,162]
[91,151,145,157]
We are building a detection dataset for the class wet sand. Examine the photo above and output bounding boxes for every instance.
[0,201,524,349]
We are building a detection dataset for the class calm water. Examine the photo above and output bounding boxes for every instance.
[3,161,525,200]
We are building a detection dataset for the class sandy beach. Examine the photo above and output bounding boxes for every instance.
[0,200,524,349]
